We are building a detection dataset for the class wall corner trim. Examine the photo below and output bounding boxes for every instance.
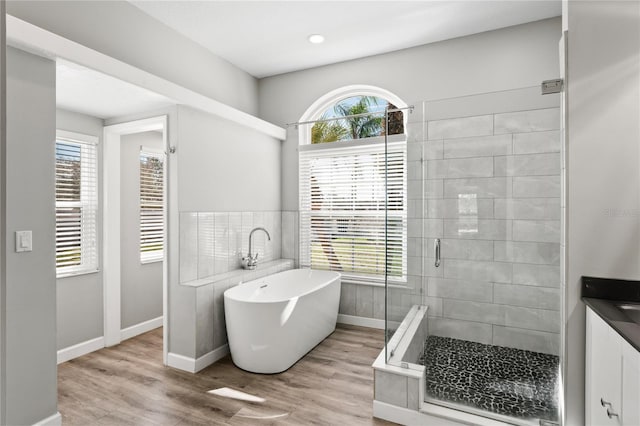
[57,337,105,365]
[32,412,62,426]
[337,314,385,330]
[167,345,230,373]
[121,316,163,342]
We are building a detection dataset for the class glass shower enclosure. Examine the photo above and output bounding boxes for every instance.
[385,86,563,425]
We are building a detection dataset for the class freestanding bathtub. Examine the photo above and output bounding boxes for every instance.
[224,268,341,374]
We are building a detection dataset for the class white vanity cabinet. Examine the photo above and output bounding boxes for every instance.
[586,306,640,425]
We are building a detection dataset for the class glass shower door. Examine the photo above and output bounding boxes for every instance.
[387,86,562,425]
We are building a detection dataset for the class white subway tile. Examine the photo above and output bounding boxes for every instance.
[213,212,229,275]
[424,296,443,317]
[424,179,444,199]
[406,121,424,144]
[444,259,512,283]
[492,326,559,355]
[494,153,560,177]
[240,212,253,256]
[494,241,560,265]
[444,219,510,241]
[424,140,444,160]
[408,237,422,257]
[494,108,560,134]
[407,160,423,181]
[428,157,494,179]
[443,299,503,325]
[427,198,493,219]
[428,115,493,139]
[179,212,198,283]
[513,176,560,198]
[513,220,560,243]
[428,277,493,302]
[281,211,296,260]
[444,177,512,199]
[228,212,242,270]
[373,287,385,319]
[339,283,357,316]
[443,300,559,333]
[512,263,560,287]
[513,130,561,154]
[197,212,215,279]
[356,285,374,318]
[444,134,512,158]
[407,141,423,161]
[423,218,444,237]
[493,283,561,310]
[494,198,561,220]
[428,317,492,344]
[503,305,560,333]
[407,179,422,200]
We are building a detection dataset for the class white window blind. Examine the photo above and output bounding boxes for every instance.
[55,135,98,277]
[299,140,407,282]
[140,150,164,263]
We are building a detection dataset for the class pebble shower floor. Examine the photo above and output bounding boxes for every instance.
[418,336,560,422]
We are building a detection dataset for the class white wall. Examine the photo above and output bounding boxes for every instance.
[120,131,163,329]
[177,106,281,212]
[565,2,640,424]
[6,46,57,425]
[6,0,259,115]
[258,18,562,210]
[56,108,105,350]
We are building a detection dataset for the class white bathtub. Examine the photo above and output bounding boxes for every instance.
[224,268,341,374]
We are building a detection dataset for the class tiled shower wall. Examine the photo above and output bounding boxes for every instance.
[179,211,282,283]
[408,98,561,355]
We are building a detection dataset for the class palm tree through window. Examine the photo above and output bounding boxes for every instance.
[311,96,404,144]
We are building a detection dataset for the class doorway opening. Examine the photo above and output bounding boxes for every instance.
[103,116,169,364]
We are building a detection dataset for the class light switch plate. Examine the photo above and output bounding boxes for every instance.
[15,230,32,252]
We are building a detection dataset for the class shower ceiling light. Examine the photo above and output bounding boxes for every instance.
[308,34,324,44]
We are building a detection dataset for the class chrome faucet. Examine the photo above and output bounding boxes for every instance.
[242,227,271,270]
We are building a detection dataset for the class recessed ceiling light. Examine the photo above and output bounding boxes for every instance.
[308,34,325,44]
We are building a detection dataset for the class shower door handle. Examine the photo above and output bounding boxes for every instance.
[434,238,441,268]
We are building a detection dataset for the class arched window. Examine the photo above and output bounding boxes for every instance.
[310,95,405,144]
[298,86,408,282]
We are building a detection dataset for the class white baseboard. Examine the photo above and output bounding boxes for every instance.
[195,344,230,372]
[57,337,105,364]
[338,314,385,329]
[167,344,229,373]
[167,352,195,372]
[33,411,62,426]
[121,316,163,341]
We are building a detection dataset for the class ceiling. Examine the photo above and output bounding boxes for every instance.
[130,0,562,78]
[56,59,177,119]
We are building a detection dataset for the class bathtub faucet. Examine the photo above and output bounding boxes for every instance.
[242,227,271,270]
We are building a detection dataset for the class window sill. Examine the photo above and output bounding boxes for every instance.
[57,269,100,280]
[140,258,163,265]
[336,276,408,289]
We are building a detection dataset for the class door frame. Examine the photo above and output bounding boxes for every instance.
[103,115,168,364]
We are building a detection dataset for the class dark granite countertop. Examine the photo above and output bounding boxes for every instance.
[582,276,640,352]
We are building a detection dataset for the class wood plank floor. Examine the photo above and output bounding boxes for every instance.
[58,324,397,425]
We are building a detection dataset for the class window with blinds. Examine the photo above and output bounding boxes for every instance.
[299,138,407,282]
[139,150,164,263]
[55,134,98,277]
